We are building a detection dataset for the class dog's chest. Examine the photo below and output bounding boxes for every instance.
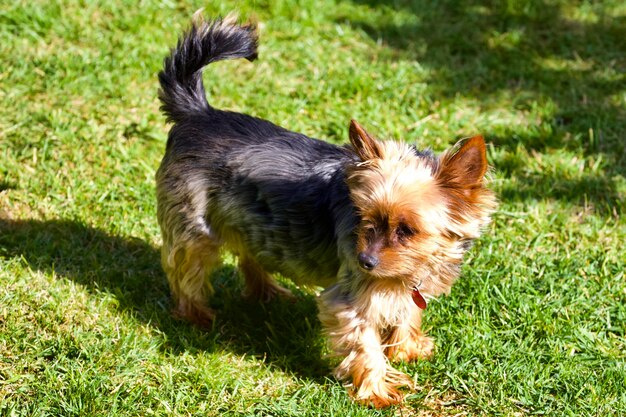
[354,282,414,328]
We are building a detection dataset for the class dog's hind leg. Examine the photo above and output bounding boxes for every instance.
[238,255,293,302]
[161,231,222,328]
[157,165,223,328]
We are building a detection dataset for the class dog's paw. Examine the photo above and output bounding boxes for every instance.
[355,387,404,409]
[173,300,215,330]
[351,366,413,408]
[389,334,435,362]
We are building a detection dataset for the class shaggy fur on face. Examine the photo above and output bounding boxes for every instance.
[156,15,496,408]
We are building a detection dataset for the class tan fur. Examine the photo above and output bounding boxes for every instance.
[161,234,221,328]
[239,256,294,302]
[383,306,434,362]
[318,284,414,407]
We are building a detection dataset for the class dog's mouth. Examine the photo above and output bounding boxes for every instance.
[411,281,427,310]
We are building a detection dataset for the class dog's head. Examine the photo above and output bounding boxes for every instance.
[345,120,496,301]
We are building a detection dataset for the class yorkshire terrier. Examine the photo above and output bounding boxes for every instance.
[156,15,496,407]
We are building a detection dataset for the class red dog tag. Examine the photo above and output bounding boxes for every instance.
[412,288,427,310]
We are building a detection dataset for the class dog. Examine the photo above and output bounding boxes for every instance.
[155,15,496,407]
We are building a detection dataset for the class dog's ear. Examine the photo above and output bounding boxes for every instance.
[349,120,383,161]
[437,135,488,187]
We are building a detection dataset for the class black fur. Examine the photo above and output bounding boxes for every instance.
[158,17,258,123]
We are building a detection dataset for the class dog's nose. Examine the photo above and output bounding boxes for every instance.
[358,252,379,270]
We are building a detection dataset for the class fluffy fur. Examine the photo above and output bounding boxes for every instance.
[156,15,496,407]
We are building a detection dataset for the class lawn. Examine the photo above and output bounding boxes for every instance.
[1,0,625,415]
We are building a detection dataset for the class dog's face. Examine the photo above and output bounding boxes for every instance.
[346,121,496,295]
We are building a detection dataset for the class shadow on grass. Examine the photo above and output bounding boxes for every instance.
[0,181,16,192]
[0,218,329,380]
[338,0,625,212]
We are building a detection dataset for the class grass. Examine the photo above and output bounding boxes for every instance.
[1,0,625,415]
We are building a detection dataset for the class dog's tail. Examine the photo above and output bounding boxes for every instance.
[158,14,258,123]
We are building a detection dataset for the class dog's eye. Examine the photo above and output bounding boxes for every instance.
[396,223,416,241]
[363,224,376,239]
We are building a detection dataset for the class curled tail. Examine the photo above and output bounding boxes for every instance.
[158,15,258,123]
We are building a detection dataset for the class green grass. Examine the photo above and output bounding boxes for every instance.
[1,0,625,415]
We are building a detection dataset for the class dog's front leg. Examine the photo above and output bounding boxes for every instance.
[384,305,434,362]
[318,285,412,408]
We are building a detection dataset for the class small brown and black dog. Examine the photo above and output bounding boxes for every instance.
[156,15,496,407]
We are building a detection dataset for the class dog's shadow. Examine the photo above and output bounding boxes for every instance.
[0,218,329,380]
